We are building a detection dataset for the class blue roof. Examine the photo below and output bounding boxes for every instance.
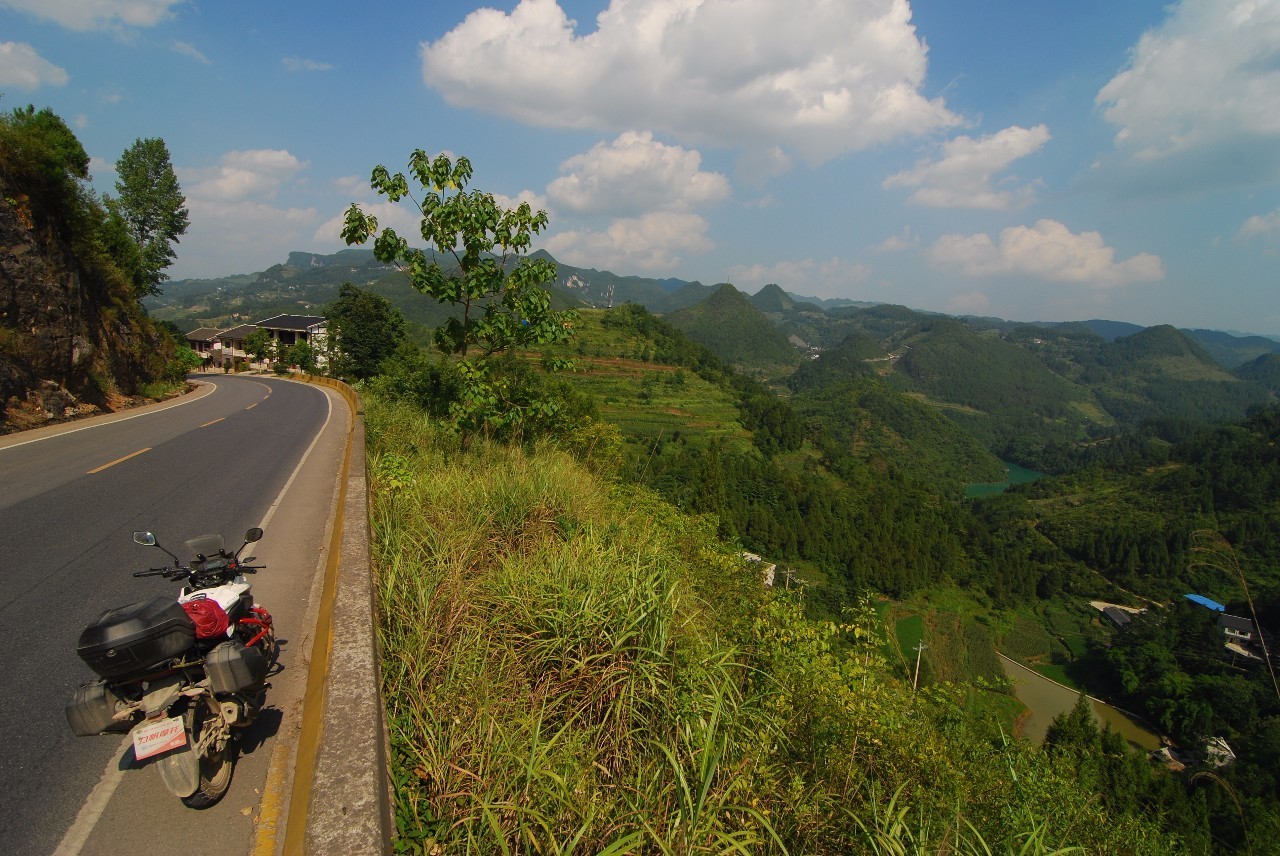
[1185,594,1226,612]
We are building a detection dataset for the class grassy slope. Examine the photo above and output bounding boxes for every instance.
[365,393,1175,854]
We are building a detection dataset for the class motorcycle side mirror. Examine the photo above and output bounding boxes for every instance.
[134,531,181,567]
[245,527,263,544]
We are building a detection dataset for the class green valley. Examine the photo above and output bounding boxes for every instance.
[152,241,1280,852]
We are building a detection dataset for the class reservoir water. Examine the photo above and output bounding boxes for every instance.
[999,654,1161,750]
[966,462,1045,498]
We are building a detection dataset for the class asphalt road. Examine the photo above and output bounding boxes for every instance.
[0,374,349,856]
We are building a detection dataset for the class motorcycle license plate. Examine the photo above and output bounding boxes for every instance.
[132,715,187,760]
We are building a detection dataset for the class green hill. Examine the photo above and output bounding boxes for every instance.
[787,331,887,389]
[796,377,1006,487]
[748,282,799,314]
[1185,327,1280,368]
[1237,352,1280,395]
[1092,325,1272,423]
[148,248,582,345]
[664,283,800,372]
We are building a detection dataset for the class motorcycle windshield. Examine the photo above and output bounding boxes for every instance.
[183,534,225,557]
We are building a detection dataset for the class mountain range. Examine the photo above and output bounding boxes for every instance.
[150,249,1279,459]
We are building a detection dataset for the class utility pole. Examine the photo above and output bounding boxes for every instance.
[913,642,927,691]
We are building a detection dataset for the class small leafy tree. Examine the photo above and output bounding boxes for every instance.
[105,137,189,296]
[162,345,202,383]
[341,151,576,440]
[324,283,406,380]
[282,341,317,373]
[243,328,275,365]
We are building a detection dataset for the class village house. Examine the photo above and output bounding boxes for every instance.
[256,314,327,353]
[184,327,222,365]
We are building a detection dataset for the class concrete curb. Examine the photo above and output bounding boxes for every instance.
[286,376,393,855]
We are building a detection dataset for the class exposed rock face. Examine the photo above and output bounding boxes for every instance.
[0,178,161,432]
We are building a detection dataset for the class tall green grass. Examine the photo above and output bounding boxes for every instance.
[365,394,1178,854]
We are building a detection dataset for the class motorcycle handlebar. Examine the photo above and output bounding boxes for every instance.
[133,567,172,578]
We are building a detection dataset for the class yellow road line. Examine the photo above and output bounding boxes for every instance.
[200,417,225,427]
[85,447,150,474]
[246,403,258,410]
[280,404,351,856]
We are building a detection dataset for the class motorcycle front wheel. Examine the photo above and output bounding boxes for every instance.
[181,697,233,808]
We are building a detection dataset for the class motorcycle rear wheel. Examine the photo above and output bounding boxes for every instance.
[181,697,233,808]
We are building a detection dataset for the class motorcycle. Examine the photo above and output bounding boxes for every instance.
[66,527,276,808]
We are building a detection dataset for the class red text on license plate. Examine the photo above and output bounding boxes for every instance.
[133,715,187,760]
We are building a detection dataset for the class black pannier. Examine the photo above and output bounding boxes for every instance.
[205,639,268,694]
[65,681,137,736]
[77,596,195,680]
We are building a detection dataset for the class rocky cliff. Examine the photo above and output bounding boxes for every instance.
[0,175,166,432]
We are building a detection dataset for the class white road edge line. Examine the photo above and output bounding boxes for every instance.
[258,385,333,532]
[0,381,214,453]
[51,737,131,856]
[50,380,336,856]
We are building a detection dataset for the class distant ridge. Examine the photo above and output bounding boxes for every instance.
[160,249,1278,352]
[665,283,800,370]
[1236,353,1280,394]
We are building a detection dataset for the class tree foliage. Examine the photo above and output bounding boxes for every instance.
[324,282,407,380]
[243,328,274,364]
[0,105,179,398]
[340,151,577,440]
[105,137,188,296]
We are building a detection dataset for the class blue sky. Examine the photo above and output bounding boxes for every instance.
[2,0,1278,335]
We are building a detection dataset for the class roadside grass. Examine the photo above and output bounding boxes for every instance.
[364,393,1178,854]
[368,395,785,852]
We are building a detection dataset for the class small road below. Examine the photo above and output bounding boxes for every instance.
[0,374,349,856]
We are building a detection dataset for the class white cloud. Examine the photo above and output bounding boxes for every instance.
[1094,0,1280,192]
[283,56,334,72]
[547,131,729,216]
[728,257,871,299]
[333,175,368,196]
[172,41,210,65]
[545,212,713,271]
[1237,209,1280,247]
[0,41,68,89]
[421,0,959,165]
[312,200,425,250]
[493,189,549,212]
[0,0,182,31]
[177,199,319,279]
[928,219,1165,287]
[183,149,308,203]
[874,226,918,253]
[884,124,1050,209]
[170,148,324,278]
